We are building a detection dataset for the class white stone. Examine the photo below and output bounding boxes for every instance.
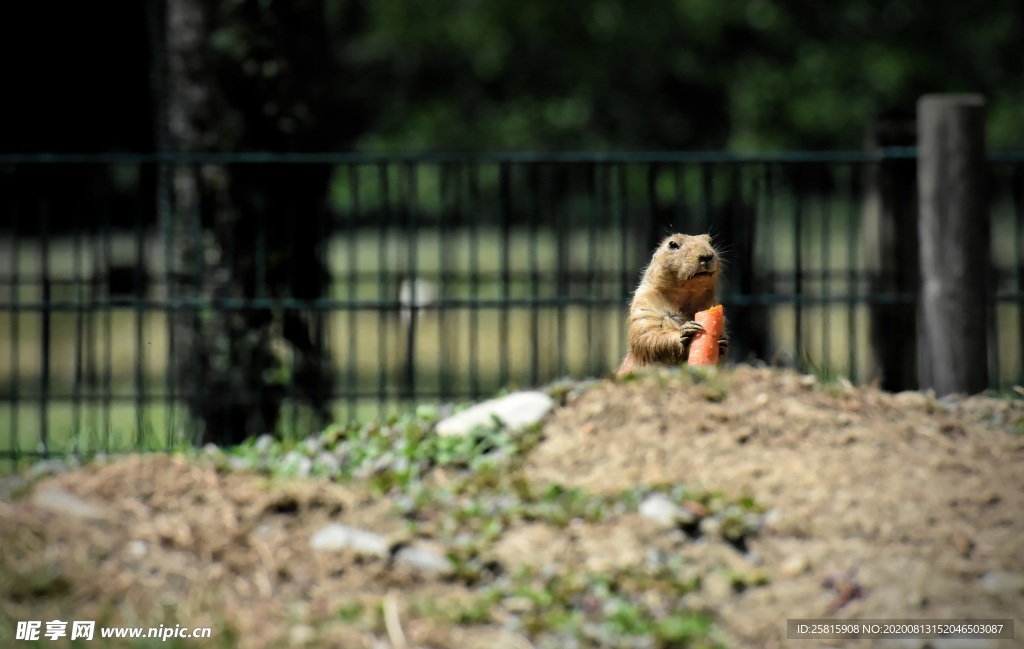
[977,571,1024,595]
[639,493,695,528]
[779,553,809,577]
[393,543,454,575]
[31,488,109,521]
[435,391,556,437]
[309,523,388,557]
[127,540,149,558]
[289,625,316,646]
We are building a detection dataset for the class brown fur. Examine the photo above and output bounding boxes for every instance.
[616,233,722,377]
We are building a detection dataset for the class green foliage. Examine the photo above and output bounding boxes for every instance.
[189,0,1024,153]
[358,0,1024,150]
[457,566,716,648]
[335,601,365,623]
[222,404,537,494]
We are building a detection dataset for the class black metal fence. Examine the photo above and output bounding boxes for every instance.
[2,151,1023,466]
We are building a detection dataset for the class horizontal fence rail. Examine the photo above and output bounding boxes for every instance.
[2,151,1023,466]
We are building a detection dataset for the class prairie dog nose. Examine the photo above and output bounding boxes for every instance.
[698,252,715,270]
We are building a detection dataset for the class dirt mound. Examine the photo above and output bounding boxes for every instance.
[527,366,1024,646]
[2,367,1022,648]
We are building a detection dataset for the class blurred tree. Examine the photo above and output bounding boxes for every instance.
[344,0,1023,151]
[157,0,383,444]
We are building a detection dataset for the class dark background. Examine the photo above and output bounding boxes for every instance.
[3,0,1022,156]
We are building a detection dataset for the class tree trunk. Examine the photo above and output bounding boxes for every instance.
[159,0,338,445]
[163,0,283,444]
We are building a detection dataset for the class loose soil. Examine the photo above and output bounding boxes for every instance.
[2,366,1023,648]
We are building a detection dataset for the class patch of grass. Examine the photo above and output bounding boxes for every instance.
[219,402,542,495]
[724,568,771,593]
[335,601,365,624]
[440,566,719,648]
[616,364,732,403]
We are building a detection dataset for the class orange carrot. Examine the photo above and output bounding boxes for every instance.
[687,304,724,366]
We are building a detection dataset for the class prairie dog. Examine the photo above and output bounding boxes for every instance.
[616,233,727,377]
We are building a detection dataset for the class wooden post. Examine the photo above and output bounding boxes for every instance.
[863,120,918,391]
[917,94,989,395]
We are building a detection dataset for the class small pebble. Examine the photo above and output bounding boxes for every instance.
[227,456,251,471]
[289,625,316,646]
[394,543,454,576]
[639,493,695,528]
[314,452,341,475]
[254,434,275,453]
[31,488,109,521]
[699,517,722,538]
[126,540,149,558]
[977,571,1024,595]
[309,524,388,557]
[780,554,809,577]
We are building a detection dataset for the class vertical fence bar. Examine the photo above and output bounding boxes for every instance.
[499,162,511,388]
[71,203,84,447]
[762,163,774,362]
[133,175,148,449]
[846,165,859,383]
[793,166,804,366]
[438,162,450,401]
[288,199,299,438]
[591,163,603,377]
[189,164,205,444]
[528,163,540,386]
[645,164,660,263]
[346,164,359,421]
[987,166,1001,388]
[314,178,330,430]
[468,163,481,400]
[400,162,418,402]
[159,166,175,450]
[555,166,568,378]
[376,162,390,418]
[617,163,630,363]
[595,163,610,375]
[1014,163,1024,387]
[86,209,99,448]
[101,197,113,451]
[8,205,20,465]
[254,173,267,453]
[820,166,832,372]
[253,166,266,435]
[673,163,685,231]
[701,162,713,233]
[38,197,50,457]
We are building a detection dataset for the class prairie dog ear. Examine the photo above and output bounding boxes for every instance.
[700,233,713,244]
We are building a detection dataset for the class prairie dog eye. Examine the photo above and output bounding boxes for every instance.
[667,240,680,250]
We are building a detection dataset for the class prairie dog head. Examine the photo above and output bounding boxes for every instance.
[646,233,719,283]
